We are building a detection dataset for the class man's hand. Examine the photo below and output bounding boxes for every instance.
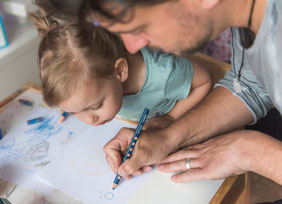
[103,127,175,177]
[157,130,282,184]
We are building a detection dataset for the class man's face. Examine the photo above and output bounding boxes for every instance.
[98,0,214,55]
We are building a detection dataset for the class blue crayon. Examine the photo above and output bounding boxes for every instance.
[19,99,33,107]
[112,108,149,190]
[0,128,3,140]
[27,117,45,125]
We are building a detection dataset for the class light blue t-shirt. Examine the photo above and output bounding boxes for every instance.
[117,47,193,121]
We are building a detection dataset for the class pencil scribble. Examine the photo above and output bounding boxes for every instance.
[0,115,63,172]
[25,141,49,161]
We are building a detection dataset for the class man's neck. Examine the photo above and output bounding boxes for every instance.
[228,0,267,34]
[250,0,267,33]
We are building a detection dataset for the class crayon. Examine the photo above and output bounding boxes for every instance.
[59,111,69,123]
[27,117,45,125]
[19,99,33,107]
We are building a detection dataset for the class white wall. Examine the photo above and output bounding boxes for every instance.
[0,12,41,101]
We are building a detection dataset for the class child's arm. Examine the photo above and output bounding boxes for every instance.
[144,58,212,130]
[168,58,212,119]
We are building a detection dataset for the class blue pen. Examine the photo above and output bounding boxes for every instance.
[27,117,45,125]
[19,99,33,107]
[0,128,3,140]
[112,108,150,190]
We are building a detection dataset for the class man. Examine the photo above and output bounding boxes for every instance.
[36,0,282,185]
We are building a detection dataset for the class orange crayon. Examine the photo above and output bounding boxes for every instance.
[59,111,69,123]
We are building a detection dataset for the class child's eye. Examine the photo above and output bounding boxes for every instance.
[90,102,103,111]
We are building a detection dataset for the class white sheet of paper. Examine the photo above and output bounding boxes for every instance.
[38,118,151,204]
[0,96,89,192]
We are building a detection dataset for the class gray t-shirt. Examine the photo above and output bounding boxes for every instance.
[216,0,282,124]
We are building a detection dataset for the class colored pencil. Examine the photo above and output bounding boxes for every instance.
[112,108,150,190]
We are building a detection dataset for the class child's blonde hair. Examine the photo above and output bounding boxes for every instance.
[29,10,127,107]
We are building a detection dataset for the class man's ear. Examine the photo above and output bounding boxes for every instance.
[200,0,221,9]
[114,58,129,82]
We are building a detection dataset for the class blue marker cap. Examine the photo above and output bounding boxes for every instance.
[19,99,33,107]
[0,128,3,140]
[62,111,69,117]
[27,117,45,125]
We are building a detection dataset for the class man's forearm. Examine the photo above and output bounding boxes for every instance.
[245,131,282,185]
[166,86,254,151]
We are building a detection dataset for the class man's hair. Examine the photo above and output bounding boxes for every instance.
[34,0,169,22]
[29,10,127,106]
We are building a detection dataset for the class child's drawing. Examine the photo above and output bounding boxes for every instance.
[0,114,63,173]
[25,140,49,161]
[0,105,89,189]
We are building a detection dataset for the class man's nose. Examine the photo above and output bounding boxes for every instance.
[121,34,149,54]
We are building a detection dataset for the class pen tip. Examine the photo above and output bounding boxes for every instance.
[112,184,117,190]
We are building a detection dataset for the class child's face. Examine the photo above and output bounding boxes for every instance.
[58,76,123,126]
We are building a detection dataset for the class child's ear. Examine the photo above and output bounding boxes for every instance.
[114,58,129,82]
[200,0,221,9]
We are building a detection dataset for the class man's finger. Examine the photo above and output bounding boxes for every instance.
[106,155,120,173]
[157,158,200,172]
[118,149,149,177]
[159,149,199,164]
[105,151,122,171]
[142,165,153,172]
[132,169,143,176]
[170,168,207,183]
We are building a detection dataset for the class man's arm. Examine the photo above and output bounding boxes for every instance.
[167,86,254,150]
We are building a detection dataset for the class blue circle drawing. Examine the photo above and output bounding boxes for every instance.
[104,192,114,200]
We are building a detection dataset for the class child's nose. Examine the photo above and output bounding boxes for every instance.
[85,115,98,125]
[75,113,98,125]
[121,34,149,54]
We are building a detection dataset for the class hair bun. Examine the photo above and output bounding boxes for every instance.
[28,8,59,38]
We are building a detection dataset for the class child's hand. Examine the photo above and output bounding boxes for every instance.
[144,114,175,130]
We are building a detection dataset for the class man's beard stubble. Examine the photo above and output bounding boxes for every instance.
[179,23,214,58]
